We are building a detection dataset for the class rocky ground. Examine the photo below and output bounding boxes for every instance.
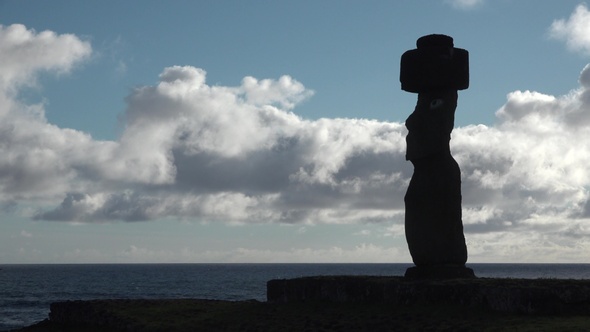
[14,298,590,332]
[13,277,590,332]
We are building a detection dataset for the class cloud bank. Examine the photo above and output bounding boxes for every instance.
[2,20,590,261]
[26,60,408,224]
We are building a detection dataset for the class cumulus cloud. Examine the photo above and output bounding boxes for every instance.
[549,3,590,55]
[0,25,407,225]
[36,64,409,223]
[0,24,91,93]
[453,64,590,247]
[34,55,590,237]
[0,24,98,201]
[4,22,590,261]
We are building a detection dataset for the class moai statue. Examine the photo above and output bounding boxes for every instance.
[400,34,475,279]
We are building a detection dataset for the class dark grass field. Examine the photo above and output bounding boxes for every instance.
[16,298,590,332]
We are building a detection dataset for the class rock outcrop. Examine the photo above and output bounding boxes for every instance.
[48,299,144,331]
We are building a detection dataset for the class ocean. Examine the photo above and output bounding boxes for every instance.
[1,263,589,331]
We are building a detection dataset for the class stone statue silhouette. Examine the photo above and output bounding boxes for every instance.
[400,34,474,279]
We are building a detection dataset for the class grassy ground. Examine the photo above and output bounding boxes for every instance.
[17,299,590,332]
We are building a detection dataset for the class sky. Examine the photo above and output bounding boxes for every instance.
[1,0,590,264]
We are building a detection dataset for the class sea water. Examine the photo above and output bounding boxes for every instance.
[1,263,589,331]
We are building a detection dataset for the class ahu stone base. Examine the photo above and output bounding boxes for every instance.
[267,275,590,315]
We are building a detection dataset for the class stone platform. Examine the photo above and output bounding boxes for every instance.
[267,275,590,315]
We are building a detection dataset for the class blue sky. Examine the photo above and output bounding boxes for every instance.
[1,0,590,263]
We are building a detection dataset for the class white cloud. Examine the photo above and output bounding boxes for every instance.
[0,24,100,202]
[31,62,408,223]
[0,24,91,93]
[449,64,590,261]
[549,4,590,55]
[444,0,484,10]
[4,23,590,262]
